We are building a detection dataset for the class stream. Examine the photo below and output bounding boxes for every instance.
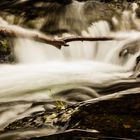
[0,1,140,139]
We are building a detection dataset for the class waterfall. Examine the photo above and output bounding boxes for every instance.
[0,2,140,138]
[13,21,111,63]
[0,21,139,129]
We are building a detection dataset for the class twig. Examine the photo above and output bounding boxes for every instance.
[63,36,115,44]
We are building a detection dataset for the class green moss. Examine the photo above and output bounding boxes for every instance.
[0,39,9,52]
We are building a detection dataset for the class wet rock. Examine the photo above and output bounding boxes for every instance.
[65,88,140,139]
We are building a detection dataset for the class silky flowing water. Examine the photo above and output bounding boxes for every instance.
[0,1,140,139]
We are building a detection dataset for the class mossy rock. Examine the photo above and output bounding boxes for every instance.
[0,37,14,63]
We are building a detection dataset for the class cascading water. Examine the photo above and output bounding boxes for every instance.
[0,20,136,131]
[0,1,140,139]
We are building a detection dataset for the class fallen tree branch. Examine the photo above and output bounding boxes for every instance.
[0,25,120,49]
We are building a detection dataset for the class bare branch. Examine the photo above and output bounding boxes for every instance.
[0,26,121,49]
